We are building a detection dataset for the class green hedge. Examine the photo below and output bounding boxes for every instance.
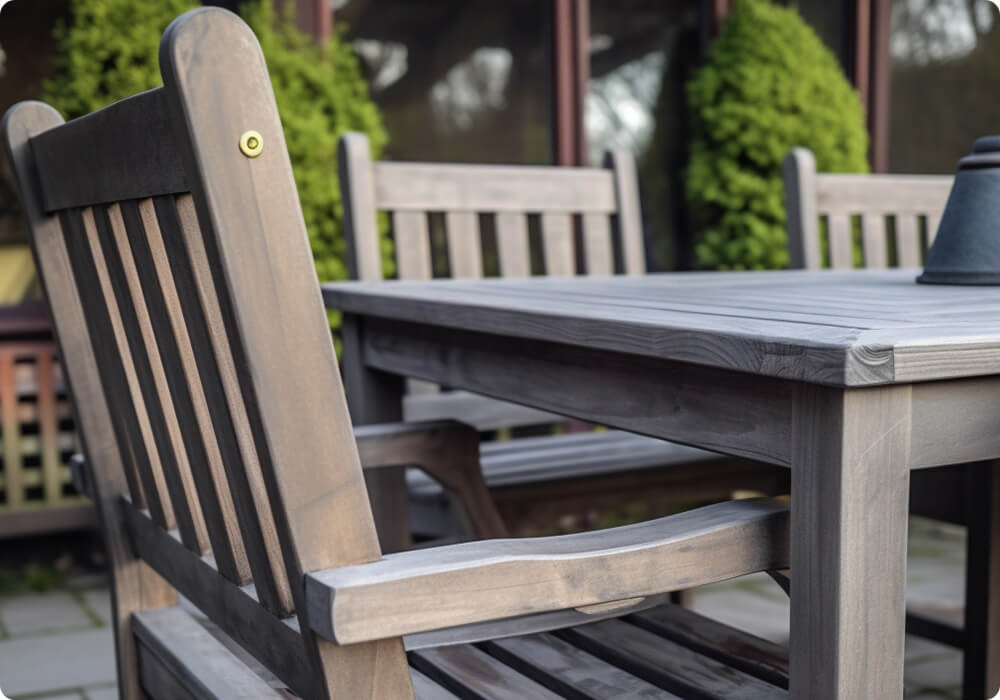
[685,0,868,270]
[44,0,390,286]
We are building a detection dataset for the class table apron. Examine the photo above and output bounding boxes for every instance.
[353,316,1000,471]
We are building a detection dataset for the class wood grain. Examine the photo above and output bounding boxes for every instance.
[160,9,412,696]
[325,269,1000,387]
[307,498,788,644]
[31,88,187,211]
[373,161,617,213]
[789,384,911,699]
[133,606,287,699]
[4,99,177,700]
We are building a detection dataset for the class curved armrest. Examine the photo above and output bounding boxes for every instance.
[306,497,788,645]
[353,419,507,538]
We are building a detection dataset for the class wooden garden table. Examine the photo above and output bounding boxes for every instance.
[323,267,1000,699]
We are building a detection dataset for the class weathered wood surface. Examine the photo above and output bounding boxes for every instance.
[160,9,412,696]
[372,161,617,213]
[562,619,786,699]
[789,385,911,699]
[324,268,1000,387]
[307,498,789,644]
[31,88,187,212]
[133,606,287,699]
[5,99,178,700]
[360,317,796,466]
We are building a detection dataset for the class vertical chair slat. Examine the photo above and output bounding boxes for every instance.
[394,211,433,280]
[338,133,383,282]
[495,212,530,278]
[582,213,613,275]
[603,150,645,275]
[35,349,63,505]
[860,214,887,269]
[444,212,482,279]
[896,215,921,267]
[926,213,941,245]
[827,214,853,269]
[162,194,293,615]
[540,212,574,276]
[0,352,22,508]
[105,201,212,557]
[77,207,175,530]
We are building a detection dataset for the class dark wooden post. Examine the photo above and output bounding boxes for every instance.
[553,0,589,166]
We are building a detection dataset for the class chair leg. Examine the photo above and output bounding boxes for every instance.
[962,460,1000,700]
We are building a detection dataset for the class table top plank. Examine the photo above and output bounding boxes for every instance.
[323,269,1000,387]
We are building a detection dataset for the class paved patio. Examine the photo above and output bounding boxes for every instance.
[0,516,966,699]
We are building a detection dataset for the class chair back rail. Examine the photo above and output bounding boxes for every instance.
[783,147,953,270]
[339,134,645,430]
[4,8,411,699]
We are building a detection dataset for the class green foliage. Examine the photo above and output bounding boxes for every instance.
[685,0,868,270]
[44,0,390,288]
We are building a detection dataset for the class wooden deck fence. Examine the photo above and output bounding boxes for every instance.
[0,301,92,537]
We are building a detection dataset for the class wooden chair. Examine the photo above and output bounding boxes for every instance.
[4,8,794,698]
[340,133,787,539]
[784,147,998,700]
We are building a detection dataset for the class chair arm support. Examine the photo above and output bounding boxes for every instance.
[353,419,507,538]
[306,497,789,645]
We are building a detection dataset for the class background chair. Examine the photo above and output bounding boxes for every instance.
[6,8,794,697]
[340,132,788,540]
[784,147,998,700]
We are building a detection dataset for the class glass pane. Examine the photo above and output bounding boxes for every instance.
[339,0,553,164]
[889,0,1000,173]
[587,1,702,270]
[794,1,851,69]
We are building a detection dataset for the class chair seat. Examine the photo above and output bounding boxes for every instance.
[135,603,788,699]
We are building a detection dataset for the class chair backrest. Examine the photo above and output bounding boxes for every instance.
[783,147,953,270]
[339,133,646,281]
[3,9,411,699]
[339,134,645,430]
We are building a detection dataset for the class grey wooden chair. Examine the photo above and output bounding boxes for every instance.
[4,8,795,698]
[340,133,787,539]
[784,147,998,700]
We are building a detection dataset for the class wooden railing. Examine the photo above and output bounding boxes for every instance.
[0,301,93,537]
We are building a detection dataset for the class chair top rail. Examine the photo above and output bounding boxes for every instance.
[30,88,188,213]
[372,160,618,213]
[816,173,953,215]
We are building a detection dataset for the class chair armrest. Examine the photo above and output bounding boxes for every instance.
[353,419,507,538]
[306,497,788,645]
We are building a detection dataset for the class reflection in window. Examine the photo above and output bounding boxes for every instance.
[587,1,703,270]
[339,0,551,164]
[586,49,665,164]
[431,48,512,131]
[890,0,1000,173]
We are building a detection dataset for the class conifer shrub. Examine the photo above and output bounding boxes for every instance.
[44,0,390,286]
[685,0,868,269]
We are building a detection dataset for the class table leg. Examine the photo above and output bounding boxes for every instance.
[341,313,411,553]
[790,384,911,699]
[963,460,1000,699]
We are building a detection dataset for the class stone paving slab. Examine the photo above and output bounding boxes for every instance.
[0,593,94,638]
[82,685,118,700]
[0,626,115,696]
